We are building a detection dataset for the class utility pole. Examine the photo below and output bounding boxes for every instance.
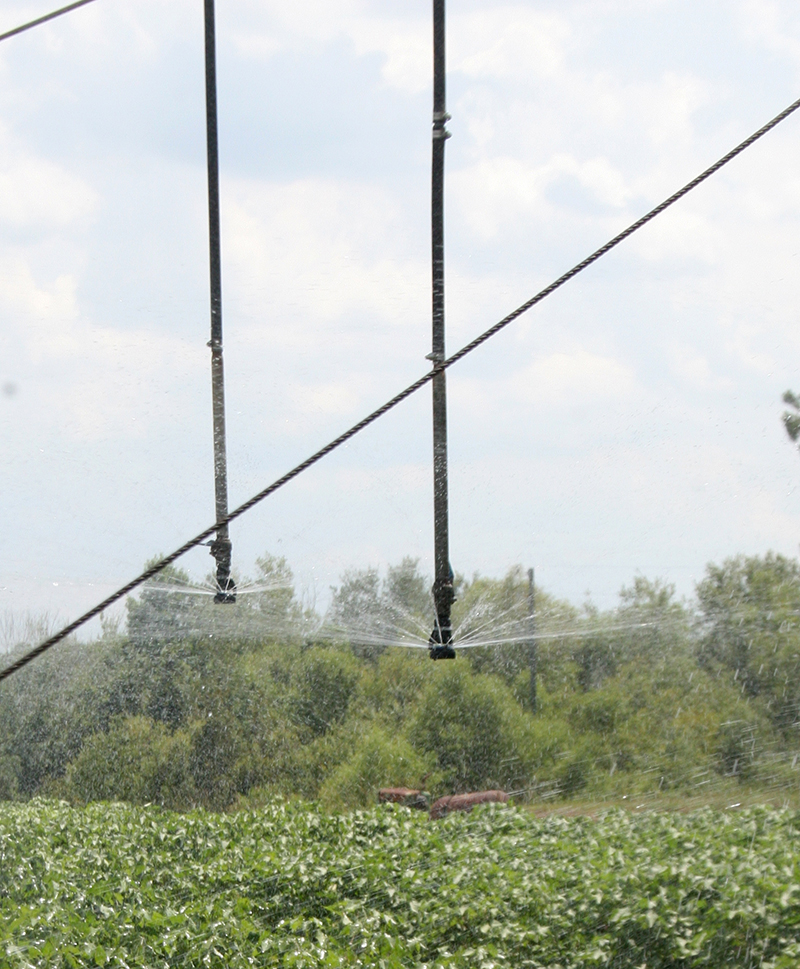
[528,567,537,711]
[428,0,455,659]
[204,0,235,603]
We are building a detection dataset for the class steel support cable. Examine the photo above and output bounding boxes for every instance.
[3,92,800,685]
[0,0,98,43]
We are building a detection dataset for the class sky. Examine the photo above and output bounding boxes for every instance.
[3,0,800,634]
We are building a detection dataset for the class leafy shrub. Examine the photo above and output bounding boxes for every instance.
[290,647,362,737]
[289,719,365,800]
[65,716,193,808]
[514,711,573,769]
[572,626,619,690]
[556,756,589,796]
[189,708,246,810]
[714,718,763,779]
[407,663,528,792]
[0,638,134,796]
[0,755,19,801]
[319,726,432,809]
[361,648,430,724]
[569,690,621,734]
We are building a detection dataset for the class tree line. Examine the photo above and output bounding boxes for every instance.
[1,551,799,810]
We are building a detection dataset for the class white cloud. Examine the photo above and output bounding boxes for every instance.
[667,342,733,391]
[0,126,95,229]
[222,2,570,93]
[348,16,430,93]
[630,205,722,265]
[0,257,205,441]
[725,325,781,376]
[450,350,638,424]
[450,6,570,81]
[642,72,714,149]
[737,0,800,68]
[287,381,362,420]
[230,32,281,60]
[510,349,638,405]
[0,261,78,342]
[223,176,428,337]
[451,152,629,240]
[346,4,570,93]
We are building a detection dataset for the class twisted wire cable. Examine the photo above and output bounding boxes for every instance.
[0,0,98,44]
[4,92,800,683]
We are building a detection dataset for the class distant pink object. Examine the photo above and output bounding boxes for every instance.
[429,790,509,819]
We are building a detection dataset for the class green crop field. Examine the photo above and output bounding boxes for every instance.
[1,799,799,968]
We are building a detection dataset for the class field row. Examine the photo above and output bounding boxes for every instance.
[1,799,799,967]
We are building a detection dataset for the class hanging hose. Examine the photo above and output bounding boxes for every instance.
[204,0,235,604]
[428,0,455,660]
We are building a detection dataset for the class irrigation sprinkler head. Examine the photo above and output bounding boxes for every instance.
[428,573,456,660]
[428,622,455,660]
[209,536,236,604]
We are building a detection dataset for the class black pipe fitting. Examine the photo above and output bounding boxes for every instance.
[209,536,236,603]
[429,572,455,659]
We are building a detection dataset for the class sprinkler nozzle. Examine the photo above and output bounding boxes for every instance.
[209,536,236,604]
[429,571,456,660]
[429,621,455,660]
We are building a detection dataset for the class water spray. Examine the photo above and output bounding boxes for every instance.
[204,0,235,604]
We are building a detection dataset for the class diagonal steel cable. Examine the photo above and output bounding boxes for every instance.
[0,0,99,44]
[4,92,800,684]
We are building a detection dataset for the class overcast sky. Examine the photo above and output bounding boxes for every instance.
[3,0,800,630]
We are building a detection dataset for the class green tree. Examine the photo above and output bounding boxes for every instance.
[571,600,619,692]
[782,389,800,451]
[452,567,532,683]
[319,726,432,809]
[615,576,692,667]
[189,707,246,810]
[252,553,307,644]
[327,559,435,657]
[327,567,384,658]
[453,567,577,689]
[0,634,129,795]
[567,579,690,693]
[65,715,194,808]
[291,647,362,737]
[407,663,528,793]
[361,649,430,726]
[126,561,205,654]
[383,557,432,635]
[697,553,800,729]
